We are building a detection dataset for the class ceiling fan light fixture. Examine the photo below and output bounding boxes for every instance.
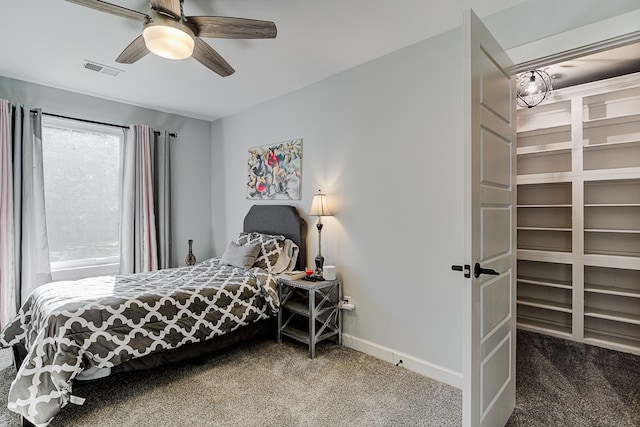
[143,17,195,60]
[66,0,277,76]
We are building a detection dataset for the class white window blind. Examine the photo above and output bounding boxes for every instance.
[42,117,123,280]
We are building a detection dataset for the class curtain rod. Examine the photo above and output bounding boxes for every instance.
[31,110,178,138]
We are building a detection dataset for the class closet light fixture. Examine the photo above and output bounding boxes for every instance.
[309,190,333,277]
[142,11,195,60]
[516,69,553,109]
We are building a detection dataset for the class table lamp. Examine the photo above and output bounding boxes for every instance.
[308,189,333,277]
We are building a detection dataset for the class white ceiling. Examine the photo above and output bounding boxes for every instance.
[1,0,532,121]
[2,1,638,121]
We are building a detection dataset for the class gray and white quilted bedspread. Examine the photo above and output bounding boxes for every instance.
[0,258,279,426]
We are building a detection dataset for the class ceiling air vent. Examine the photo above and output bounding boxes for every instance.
[81,60,123,77]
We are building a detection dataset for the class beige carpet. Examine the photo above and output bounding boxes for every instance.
[0,340,462,426]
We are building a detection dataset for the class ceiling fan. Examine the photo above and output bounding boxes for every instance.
[65,0,277,77]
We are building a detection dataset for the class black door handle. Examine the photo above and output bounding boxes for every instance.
[452,265,471,278]
[474,263,499,278]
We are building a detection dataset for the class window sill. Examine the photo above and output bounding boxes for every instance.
[51,263,120,282]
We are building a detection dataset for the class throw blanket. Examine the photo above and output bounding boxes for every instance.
[0,259,279,426]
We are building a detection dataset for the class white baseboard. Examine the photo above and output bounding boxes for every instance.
[341,333,462,389]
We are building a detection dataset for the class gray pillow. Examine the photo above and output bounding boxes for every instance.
[220,241,261,269]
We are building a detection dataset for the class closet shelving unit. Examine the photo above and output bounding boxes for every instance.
[516,72,640,355]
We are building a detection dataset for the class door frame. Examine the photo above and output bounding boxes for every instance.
[509,28,640,76]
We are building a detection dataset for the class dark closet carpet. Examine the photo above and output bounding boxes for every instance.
[507,330,640,427]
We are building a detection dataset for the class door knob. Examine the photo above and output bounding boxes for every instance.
[474,263,499,278]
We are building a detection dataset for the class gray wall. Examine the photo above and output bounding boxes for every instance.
[0,76,214,267]
[210,0,640,378]
[212,28,467,373]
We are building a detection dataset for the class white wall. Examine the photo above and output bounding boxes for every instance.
[0,76,214,267]
[212,28,467,378]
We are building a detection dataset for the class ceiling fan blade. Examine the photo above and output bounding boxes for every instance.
[65,0,149,21]
[187,16,277,39]
[192,38,235,77]
[116,35,150,64]
[150,0,182,19]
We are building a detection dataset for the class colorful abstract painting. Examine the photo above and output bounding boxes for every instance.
[247,139,302,200]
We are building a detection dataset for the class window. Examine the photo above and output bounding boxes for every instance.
[42,117,123,280]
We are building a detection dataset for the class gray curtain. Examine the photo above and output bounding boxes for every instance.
[119,125,171,274]
[0,99,51,327]
[153,131,172,270]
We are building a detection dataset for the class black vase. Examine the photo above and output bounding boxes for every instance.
[185,239,196,266]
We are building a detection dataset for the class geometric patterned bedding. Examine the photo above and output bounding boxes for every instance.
[0,258,280,426]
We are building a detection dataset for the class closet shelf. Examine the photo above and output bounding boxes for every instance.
[584,229,640,234]
[517,124,571,137]
[584,329,640,352]
[584,249,640,258]
[517,315,572,336]
[517,204,572,208]
[517,247,573,254]
[517,276,572,290]
[583,139,640,151]
[584,308,640,325]
[582,167,640,182]
[517,250,575,265]
[517,149,571,159]
[517,173,574,185]
[583,113,640,129]
[584,284,640,298]
[583,255,640,270]
[518,227,572,232]
[517,143,572,155]
[584,203,640,207]
[517,297,572,313]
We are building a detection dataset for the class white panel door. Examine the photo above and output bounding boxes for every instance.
[462,9,516,427]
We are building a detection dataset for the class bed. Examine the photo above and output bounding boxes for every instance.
[0,205,306,427]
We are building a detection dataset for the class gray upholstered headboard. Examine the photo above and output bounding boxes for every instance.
[243,205,307,270]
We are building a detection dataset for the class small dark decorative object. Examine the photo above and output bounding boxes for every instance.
[185,239,196,266]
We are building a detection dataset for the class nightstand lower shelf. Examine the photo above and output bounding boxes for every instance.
[280,325,340,345]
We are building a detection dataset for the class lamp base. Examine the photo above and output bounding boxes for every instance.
[314,254,324,277]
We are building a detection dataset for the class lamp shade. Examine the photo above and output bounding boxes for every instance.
[309,190,333,216]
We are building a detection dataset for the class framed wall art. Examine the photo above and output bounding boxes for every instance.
[247,139,302,200]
